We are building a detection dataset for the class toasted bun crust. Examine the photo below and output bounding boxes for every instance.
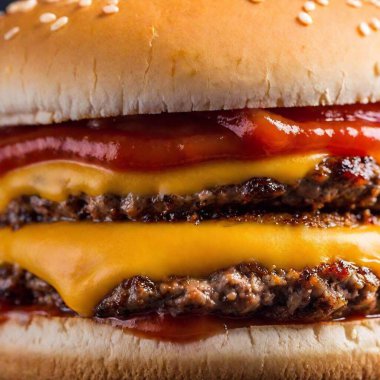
[1,315,380,379]
[1,0,380,125]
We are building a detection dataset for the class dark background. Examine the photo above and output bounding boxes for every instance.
[1,0,12,11]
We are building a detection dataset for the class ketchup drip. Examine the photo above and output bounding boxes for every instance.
[1,103,380,175]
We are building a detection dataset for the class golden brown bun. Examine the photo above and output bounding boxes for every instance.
[1,0,380,125]
[1,315,380,379]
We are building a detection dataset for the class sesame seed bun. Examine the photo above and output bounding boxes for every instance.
[1,315,380,379]
[1,0,380,125]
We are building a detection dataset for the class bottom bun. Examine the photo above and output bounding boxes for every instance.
[0,315,380,379]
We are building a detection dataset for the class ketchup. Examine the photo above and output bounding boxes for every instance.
[0,304,73,325]
[1,103,380,175]
[0,304,225,342]
[1,305,379,343]
[95,313,229,342]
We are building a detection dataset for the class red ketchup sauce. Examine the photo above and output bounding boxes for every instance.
[100,313,380,342]
[1,305,378,342]
[0,304,225,341]
[95,313,230,342]
[1,103,380,174]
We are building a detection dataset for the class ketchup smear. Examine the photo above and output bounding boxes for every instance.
[1,103,380,175]
[0,304,226,342]
[1,304,379,343]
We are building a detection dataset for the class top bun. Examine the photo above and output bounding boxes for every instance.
[1,0,380,126]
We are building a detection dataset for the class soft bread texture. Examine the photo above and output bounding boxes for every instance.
[1,315,380,379]
[1,0,380,125]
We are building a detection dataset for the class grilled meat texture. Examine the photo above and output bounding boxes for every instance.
[1,156,380,228]
[0,264,66,310]
[1,156,380,321]
[1,261,380,322]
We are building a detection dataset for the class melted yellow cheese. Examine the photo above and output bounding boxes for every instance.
[0,154,326,212]
[1,221,380,316]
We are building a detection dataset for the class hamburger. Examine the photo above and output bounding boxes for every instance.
[1,0,380,378]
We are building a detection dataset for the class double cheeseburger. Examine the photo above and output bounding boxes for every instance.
[2,0,380,378]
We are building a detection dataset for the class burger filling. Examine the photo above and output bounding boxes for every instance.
[1,103,380,328]
[1,260,379,323]
[1,156,379,228]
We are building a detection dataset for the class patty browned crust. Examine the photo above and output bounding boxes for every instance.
[1,156,380,229]
[1,260,379,322]
[1,156,380,322]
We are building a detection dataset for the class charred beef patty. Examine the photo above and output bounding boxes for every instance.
[1,156,380,228]
[1,260,379,322]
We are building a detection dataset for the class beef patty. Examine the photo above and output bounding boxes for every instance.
[1,156,380,229]
[1,260,379,322]
[1,155,380,322]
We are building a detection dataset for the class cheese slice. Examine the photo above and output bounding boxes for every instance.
[0,153,326,212]
[1,221,380,316]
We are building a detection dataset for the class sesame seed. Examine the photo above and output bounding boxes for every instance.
[50,16,69,31]
[107,0,118,4]
[375,62,380,76]
[39,12,57,23]
[346,0,362,7]
[78,0,92,7]
[4,26,20,40]
[371,17,380,30]
[226,292,237,302]
[102,4,119,14]
[303,1,316,11]
[350,328,358,340]
[297,11,313,25]
[316,0,329,5]
[358,21,371,36]
[6,0,37,14]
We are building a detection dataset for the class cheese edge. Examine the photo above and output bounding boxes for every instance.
[0,153,327,212]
